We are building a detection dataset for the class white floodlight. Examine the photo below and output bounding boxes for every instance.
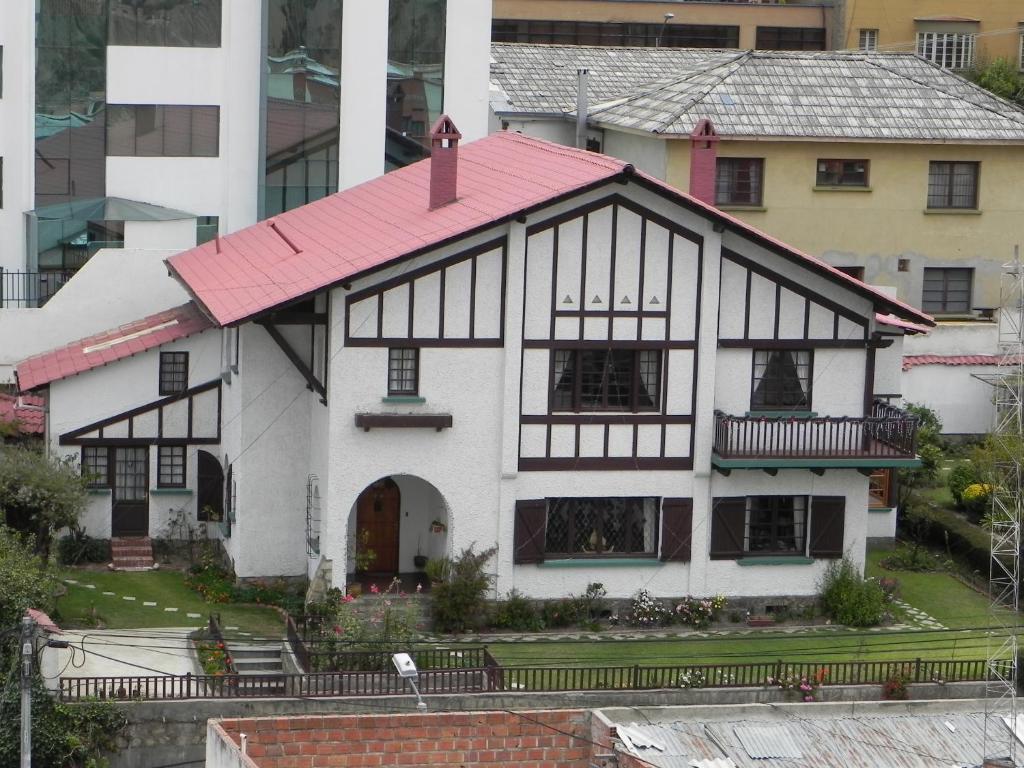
[392,653,427,710]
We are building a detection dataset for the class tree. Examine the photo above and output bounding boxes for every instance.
[967,58,1024,107]
[0,447,89,560]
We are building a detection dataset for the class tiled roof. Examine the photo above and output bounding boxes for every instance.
[903,353,1024,370]
[875,313,930,335]
[16,302,213,391]
[167,130,931,329]
[490,45,1024,141]
[0,393,45,435]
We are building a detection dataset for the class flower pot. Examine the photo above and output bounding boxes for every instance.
[413,555,428,569]
[347,583,363,597]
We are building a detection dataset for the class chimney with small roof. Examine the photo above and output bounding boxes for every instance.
[428,115,462,210]
[689,118,719,206]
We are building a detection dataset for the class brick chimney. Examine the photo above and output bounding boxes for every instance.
[428,115,462,210]
[689,118,719,206]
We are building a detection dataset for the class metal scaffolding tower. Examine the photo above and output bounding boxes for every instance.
[975,247,1023,764]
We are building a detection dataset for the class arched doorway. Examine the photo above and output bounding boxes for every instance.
[355,478,400,573]
[196,450,224,523]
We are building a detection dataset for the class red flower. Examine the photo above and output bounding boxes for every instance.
[370,584,380,594]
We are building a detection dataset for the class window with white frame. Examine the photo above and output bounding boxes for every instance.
[916,31,975,69]
[858,28,878,51]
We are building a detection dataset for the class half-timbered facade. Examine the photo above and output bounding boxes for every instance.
[18,121,932,600]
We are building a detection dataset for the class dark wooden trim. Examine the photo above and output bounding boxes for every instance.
[187,394,194,439]
[637,218,647,342]
[554,309,667,318]
[863,345,876,417]
[665,230,674,342]
[260,312,327,325]
[345,337,504,348]
[73,437,219,446]
[743,268,752,340]
[579,212,588,339]
[354,413,452,431]
[438,264,446,338]
[773,283,782,340]
[468,253,477,339]
[259,321,327,400]
[802,296,811,339]
[549,226,559,341]
[376,291,384,338]
[518,457,693,471]
[608,204,618,340]
[60,380,221,445]
[723,247,869,334]
[499,242,508,347]
[407,279,415,339]
[521,414,693,425]
[525,339,696,350]
[719,339,869,349]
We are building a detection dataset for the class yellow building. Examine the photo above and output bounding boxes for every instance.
[492,0,840,50]
[840,0,1024,68]
[491,44,1024,316]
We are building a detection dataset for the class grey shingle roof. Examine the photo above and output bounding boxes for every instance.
[490,44,1024,142]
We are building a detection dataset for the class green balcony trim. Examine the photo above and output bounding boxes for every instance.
[744,411,818,418]
[711,453,921,470]
[538,558,662,569]
[150,488,194,495]
[382,396,426,404]
[86,488,112,496]
[737,557,815,566]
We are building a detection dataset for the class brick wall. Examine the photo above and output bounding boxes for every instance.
[215,709,596,768]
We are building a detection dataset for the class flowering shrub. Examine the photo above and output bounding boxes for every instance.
[767,666,827,702]
[962,483,993,515]
[677,669,707,689]
[882,667,910,700]
[628,589,670,627]
[195,639,232,675]
[674,595,727,628]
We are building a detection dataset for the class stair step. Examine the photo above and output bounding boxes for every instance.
[230,645,282,658]
[233,660,284,672]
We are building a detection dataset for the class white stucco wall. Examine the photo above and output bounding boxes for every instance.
[867,506,897,541]
[444,0,492,143]
[0,1,34,272]
[874,335,904,397]
[903,363,996,435]
[903,321,998,356]
[602,130,668,180]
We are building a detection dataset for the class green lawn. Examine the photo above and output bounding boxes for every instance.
[56,568,284,637]
[487,555,1011,669]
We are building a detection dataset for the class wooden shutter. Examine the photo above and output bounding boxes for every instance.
[709,497,746,560]
[809,496,845,559]
[660,498,693,562]
[513,500,547,564]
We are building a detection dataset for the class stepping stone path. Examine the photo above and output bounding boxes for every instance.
[164,607,178,612]
[186,613,201,619]
[122,596,136,601]
[894,599,946,630]
[143,601,157,607]
[102,592,115,596]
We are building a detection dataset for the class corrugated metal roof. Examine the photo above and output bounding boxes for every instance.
[490,45,1024,142]
[733,726,802,759]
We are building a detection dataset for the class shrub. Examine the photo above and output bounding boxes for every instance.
[882,666,911,700]
[576,582,608,622]
[961,483,992,518]
[880,544,946,572]
[767,667,827,702]
[677,669,707,689]
[947,462,979,508]
[430,544,497,633]
[628,589,670,627]
[674,595,727,629]
[57,525,111,565]
[818,557,886,627]
[491,589,542,631]
[541,599,580,628]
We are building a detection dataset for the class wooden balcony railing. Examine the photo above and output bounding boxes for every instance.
[713,401,918,461]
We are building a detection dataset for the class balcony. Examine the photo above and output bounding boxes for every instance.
[0,269,76,309]
[712,401,920,471]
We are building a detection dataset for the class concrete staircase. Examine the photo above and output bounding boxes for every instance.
[110,537,154,570]
[230,643,286,694]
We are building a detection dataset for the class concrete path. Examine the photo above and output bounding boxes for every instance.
[57,628,199,677]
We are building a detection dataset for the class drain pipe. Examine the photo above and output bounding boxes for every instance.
[575,67,589,149]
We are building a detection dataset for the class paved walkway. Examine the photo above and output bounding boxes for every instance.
[56,628,198,677]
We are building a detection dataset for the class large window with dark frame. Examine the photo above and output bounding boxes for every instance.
[82,446,109,488]
[751,350,812,410]
[387,348,419,395]
[715,158,763,206]
[106,105,220,157]
[544,497,658,557]
[745,496,807,554]
[159,351,189,396]
[755,26,826,51]
[492,19,739,48]
[922,267,973,314]
[157,445,186,488]
[927,161,979,209]
[816,159,869,188]
[551,349,660,412]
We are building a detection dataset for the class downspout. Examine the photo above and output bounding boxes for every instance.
[575,68,589,150]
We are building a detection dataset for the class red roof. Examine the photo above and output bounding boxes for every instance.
[26,608,62,635]
[0,393,45,435]
[16,302,213,392]
[168,128,933,329]
[903,354,1024,370]
[876,312,930,335]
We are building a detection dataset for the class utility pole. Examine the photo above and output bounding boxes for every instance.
[20,615,34,768]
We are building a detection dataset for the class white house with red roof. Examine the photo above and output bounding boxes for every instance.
[17,120,932,601]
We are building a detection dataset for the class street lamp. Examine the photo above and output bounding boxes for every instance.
[656,13,674,48]
[392,653,427,711]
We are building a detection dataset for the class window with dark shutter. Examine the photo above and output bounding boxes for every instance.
[710,497,746,560]
[660,498,693,562]
[513,500,547,564]
[809,496,845,559]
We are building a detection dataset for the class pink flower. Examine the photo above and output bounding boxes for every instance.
[416,583,423,593]
[343,594,355,603]
[370,584,380,594]
[333,625,343,635]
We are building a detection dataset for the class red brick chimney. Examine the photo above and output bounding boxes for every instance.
[428,115,462,210]
[689,118,719,206]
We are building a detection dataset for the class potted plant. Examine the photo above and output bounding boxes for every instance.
[354,529,377,572]
[424,556,450,586]
[429,519,447,534]
[413,537,428,570]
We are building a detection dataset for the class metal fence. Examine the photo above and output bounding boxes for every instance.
[58,657,1001,702]
[0,268,75,308]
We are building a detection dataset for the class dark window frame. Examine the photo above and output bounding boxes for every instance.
[157,445,187,488]
[755,26,826,50]
[543,496,660,558]
[387,347,419,395]
[927,161,979,209]
[716,157,764,206]
[750,349,813,411]
[550,348,661,413]
[816,159,869,187]
[82,446,111,488]
[922,267,973,314]
[745,495,808,555]
[491,18,739,48]
[159,351,189,396]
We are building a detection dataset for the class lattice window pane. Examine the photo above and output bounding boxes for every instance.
[551,350,575,410]
[715,158,763,206]
[858,28,878,51]
[82,446,108,487]
[158,445,185,487]
[638,350,660,409]
[752,350,811,409]
[745,496,806,554]
[114,447,148,503]
[159,351,188,395]
[544,497,657,556]
[387,348,418,395]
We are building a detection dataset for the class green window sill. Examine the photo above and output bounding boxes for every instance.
[869,506,895,514]
[382,396,426,404]
[718,205,767,212]
[151,487,193,495]
[813,185,872,193]
[86,488,111,496]
[538,558,661,568]
[923,208,981,215]
[737,556,815,566]
[745,411,818,418]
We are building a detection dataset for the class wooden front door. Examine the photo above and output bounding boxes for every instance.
[196,450,224,522]
[111,447,149,537]
[355,478,400,573]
